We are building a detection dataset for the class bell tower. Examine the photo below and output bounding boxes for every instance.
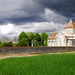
[64,19,75,34]
[64,19,75,29]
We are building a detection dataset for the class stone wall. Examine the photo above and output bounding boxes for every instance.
[0,47,75,55]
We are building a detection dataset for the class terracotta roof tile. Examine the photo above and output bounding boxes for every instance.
[64,19,75,29]
[48,33,58,39]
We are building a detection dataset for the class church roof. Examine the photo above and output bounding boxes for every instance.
[48,33,58,39]
[64,19,75,29]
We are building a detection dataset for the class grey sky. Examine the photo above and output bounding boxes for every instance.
[0,0,75,37]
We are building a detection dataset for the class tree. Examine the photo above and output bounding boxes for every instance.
[17,38,29,46]
[34,33,41,42]
[33,40,41,46]
[0,41,2,46]
[27,32,34,46]
[33,40,38,46]
[27,32,34,40]
[44,40,47,46]
[18,32,28,41]
[40,32,48,46]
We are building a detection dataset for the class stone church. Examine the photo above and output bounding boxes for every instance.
[47,19,75,46]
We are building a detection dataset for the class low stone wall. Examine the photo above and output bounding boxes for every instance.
[0,47,75,55]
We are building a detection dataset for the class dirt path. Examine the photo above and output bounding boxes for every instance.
[0,53,38,60]
[0,51,75,60]
[0,55,36,60]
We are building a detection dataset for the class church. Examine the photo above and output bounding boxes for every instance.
[47,19,75,46]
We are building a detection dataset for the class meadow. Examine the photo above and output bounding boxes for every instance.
[0,54,75,75]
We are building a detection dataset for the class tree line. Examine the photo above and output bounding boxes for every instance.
[0,32,48,47]
[17,32,48,46]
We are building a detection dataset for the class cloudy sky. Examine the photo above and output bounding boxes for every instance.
[0,0,75,38]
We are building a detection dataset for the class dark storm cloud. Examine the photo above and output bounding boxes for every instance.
[0,0,45,24]
[35,0,75,19]
[5,15,46,25]
[0,0,75,24]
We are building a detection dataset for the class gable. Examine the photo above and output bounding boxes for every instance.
[56,31,65,39]
[48,33,58,39]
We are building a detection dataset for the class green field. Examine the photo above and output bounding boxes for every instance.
[0,54,75,75]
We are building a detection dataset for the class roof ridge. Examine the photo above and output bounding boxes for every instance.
[48,32,58,39]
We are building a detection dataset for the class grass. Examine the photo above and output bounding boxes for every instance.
[0,54,75,75]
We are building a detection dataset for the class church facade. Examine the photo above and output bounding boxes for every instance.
[47,19,75,46]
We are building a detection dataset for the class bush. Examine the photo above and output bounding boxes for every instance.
[1,42,13,47]
[17,38,29,46]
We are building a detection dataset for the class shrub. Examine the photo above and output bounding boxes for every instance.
[13,43,17,47]
[16,38,29,46]
[1,42,13,47]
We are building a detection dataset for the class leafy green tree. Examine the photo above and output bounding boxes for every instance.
[40,32,48,46]
[18,32,28,41]
[0,41,2,46]
[17,38,29,46]
[33,40,38,46]
[34,33,41,42]
[33,40,41,46]
[27,32,34,46]
[27,32,34,40]
[44,40,47,46]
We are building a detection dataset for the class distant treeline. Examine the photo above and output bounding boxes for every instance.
[0,32,48,47]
